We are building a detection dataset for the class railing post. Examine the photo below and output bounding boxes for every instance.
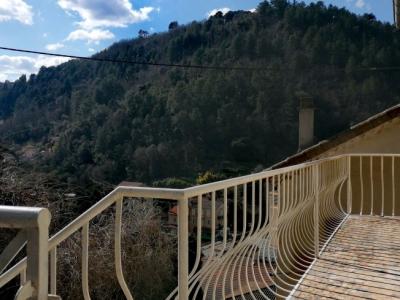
[347,156,352,215]
[114,198,134,300]
[314,165,320,259]
[178,198,189,300]
[26,209,51,300]
[49,247,57,296]
[0,206,51,300]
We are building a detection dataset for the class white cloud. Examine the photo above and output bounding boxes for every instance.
[0,73,7,82]
[347,0,371,11]
[355,0,366,8]
[249,8,256,13]
[0,0,34,25]
[0,55,70,81]
[66,28,114,44]
[45,43,65,51]
[207,7,230,18]
[58,0,154,30]
[35,55,70,68]
[88,48,95,52]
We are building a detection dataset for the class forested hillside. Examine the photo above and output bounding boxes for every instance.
[1,0,400,189]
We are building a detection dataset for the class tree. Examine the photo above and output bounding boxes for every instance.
[1,0,399,187]
[196,171,226,185]
[214,11,224,18]
[363,13,376,21]
[168,21,179,31]
[138,29,149,38]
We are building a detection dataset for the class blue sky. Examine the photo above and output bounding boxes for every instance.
[0,0,395,81]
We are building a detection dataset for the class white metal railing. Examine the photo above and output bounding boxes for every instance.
[0,154,399,299]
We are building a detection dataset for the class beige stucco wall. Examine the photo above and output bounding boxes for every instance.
[316,117,400,159]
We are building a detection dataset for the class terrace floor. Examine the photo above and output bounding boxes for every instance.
[290,215,400,300]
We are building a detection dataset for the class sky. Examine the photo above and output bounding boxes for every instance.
[0,0,395,81]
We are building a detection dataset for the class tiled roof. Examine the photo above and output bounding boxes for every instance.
[169,205,178,215]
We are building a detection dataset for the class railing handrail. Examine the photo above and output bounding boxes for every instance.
[0,206,50,229]
[50,154,355,249]
[183,153,400,197]
[45,155,360,249]
[49,187,183,249]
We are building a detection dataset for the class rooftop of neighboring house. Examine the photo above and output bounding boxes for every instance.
[169,205,178,216]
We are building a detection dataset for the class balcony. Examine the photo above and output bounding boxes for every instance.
[0,154,399,299]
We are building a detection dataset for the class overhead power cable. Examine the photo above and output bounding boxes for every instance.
[0,46,263,71]
[1,46,400,72]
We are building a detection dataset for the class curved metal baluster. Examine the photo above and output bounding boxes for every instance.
[393,156,395,216]
[360,156,364,215]
[82,223,90,300]
[115,199,134,300]
[370,156,373,215]
[189,195,202,278]
[381,156,385,216]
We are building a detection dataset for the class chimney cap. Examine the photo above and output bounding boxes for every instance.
[299,96,314,109]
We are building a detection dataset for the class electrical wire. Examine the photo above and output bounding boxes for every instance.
[0,46,264,71]
[2,46,400,72]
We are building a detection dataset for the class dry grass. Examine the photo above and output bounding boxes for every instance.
[57,200,176,300]
[0,157,177,299]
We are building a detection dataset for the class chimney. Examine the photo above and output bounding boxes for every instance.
[298,96,315,151]
[395,0,400,29]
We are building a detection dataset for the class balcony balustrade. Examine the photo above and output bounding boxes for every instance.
[0,154,399,299]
